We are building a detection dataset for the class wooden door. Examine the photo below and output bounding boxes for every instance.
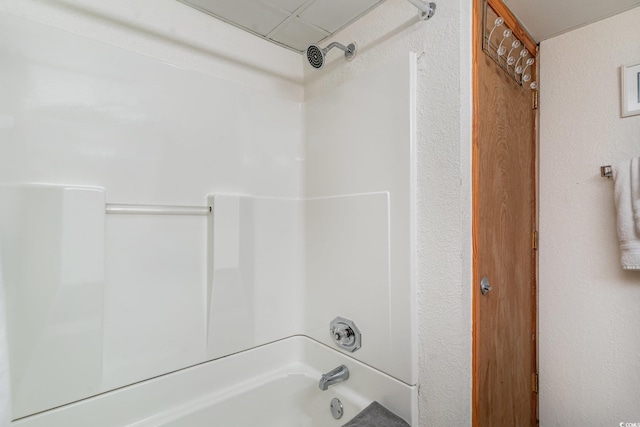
[472,0,538,425]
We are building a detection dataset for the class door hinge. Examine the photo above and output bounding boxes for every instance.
[532,373,539,393]
[532,230,538,250]
[532,90,538,110]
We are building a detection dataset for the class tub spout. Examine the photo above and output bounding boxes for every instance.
[319,365,349,391]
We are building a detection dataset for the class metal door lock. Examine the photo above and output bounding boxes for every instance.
[480,277,492,295]
[330,317,361,352]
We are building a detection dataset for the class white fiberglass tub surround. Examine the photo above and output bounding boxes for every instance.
[14,336,417,427]
[0,8,417,425]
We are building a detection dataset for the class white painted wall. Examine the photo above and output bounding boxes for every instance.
[304,0,474,425]
[539,7,640,426]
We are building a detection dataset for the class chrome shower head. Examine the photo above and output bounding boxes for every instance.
[306,44,325,69]
[306,42,357,69]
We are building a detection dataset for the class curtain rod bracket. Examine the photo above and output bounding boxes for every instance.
[406,0,436,20]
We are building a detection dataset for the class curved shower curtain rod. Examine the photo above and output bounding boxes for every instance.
[406,0,436,20]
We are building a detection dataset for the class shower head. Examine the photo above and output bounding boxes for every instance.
[306,42,357,69]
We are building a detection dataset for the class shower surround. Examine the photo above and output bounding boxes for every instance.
[0,9,417,426]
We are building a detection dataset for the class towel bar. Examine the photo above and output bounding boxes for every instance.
[106,204,212,216]
[601,165,613,178]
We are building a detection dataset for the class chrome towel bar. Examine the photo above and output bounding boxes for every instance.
[106,204,212,216]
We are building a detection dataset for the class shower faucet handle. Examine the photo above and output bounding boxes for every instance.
[330,317,361,353]
[333,325,354,343]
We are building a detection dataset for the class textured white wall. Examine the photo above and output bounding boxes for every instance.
[304,1,473,425]
[539,7,640,426]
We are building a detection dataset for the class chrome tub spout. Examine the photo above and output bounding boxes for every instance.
[319,365,349,391]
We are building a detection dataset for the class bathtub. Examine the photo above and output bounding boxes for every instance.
[13,336,417,426]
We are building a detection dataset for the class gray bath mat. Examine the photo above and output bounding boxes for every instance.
[342,401,410,427]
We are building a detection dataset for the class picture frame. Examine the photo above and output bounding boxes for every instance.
[621,63,640,117]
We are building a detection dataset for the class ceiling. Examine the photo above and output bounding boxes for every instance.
[504,0,640,41]
[177,0,384,52]
[178,0,640,52]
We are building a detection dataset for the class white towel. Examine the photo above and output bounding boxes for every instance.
[632,157,640,235]
[614,158,640,270]
[0,246,10,426]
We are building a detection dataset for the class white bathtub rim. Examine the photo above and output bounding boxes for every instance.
[13,335,417,427]
[127,364,314,427]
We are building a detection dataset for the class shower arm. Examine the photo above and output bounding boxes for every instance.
[324,42,353,54]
